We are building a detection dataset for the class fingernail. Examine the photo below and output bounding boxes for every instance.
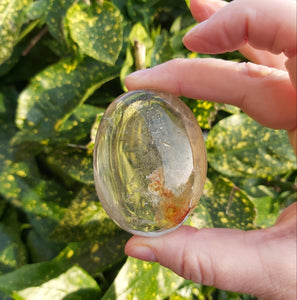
[127,245,157,262]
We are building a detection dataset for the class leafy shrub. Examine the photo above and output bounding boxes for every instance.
[0,0,296,299]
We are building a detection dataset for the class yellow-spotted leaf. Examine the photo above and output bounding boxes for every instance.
[0,0,32,64]
[45,0,75,44]
[0,264,101,299]
[126,0,155,27]
[251,196,280,228]
[0,120,72,242]
[49,186,119,243]
[0,126,43,208]
[206,114,296,177]
[0,222,27,275]
[55,103,105,144]
[55,231,130,276]
[187,100,241,130]
[46,147,93,184]
[14,57,119,143]
[187,99,218,130]
[66,2,123,64]
[189,177,256,230]
[151,30,173,67]
[0,125,70,244]
[25,0,48,20]
[102,257,184,300]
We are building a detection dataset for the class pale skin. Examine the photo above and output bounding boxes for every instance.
[124,0,297,299]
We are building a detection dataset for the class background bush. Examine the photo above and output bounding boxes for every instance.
[0,0,296,299]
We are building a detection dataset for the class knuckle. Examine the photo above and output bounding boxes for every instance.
[180,245,216,286]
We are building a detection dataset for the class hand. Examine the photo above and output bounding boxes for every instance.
[125,203,296,299]
[125,0,297,153]
[124,0,297,299]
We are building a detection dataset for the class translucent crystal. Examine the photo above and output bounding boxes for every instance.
[93,90,207,236]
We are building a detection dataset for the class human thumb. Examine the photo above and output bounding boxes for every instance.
[125,211,296,299]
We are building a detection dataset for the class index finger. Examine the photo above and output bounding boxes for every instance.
[125,58,296,131]
[183,0,297,86]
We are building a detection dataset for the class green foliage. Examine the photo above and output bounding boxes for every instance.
[0,0,32,64]
[0,263,101,299]
[14,58,119,144]
[0,220,27,275]
[66,2,123,64]
[206,114,296,177]
[190,177,256,230]
[102,257,184,300]
[0,0,296,299]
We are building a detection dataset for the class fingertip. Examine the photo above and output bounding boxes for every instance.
[125,242,157,262]
[124,226,197,262]
[124,69,150,90]
[182,23,196,42]
[182,19,228,54]
[182,23,205,52]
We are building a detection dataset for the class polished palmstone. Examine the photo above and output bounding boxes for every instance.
[93,90,207,236]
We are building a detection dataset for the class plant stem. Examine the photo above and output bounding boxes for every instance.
[22,27,48,56]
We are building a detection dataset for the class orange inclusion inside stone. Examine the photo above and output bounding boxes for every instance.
[147,167,191,227]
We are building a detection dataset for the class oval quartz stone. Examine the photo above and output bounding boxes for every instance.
[93,90,207,236]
